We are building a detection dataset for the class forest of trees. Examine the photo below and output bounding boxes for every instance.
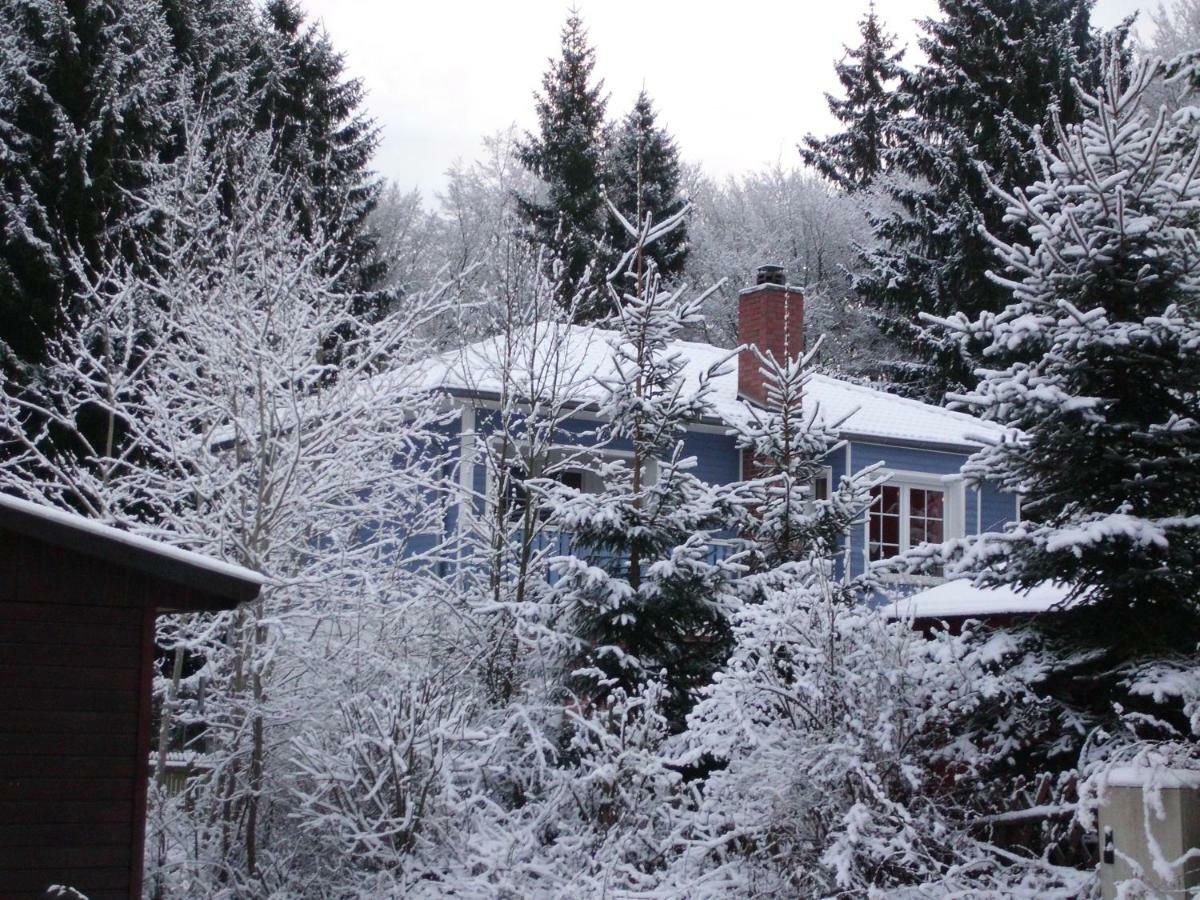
[0,0,1198,897]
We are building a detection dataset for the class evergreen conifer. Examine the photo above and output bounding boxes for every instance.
[605,90,688,282]
[516,10,610,320]
[925,58,1200,769]
[856,0,1116,400]
[800,2,907,190]
[539,203,743,729]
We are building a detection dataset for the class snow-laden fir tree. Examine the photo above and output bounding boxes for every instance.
[800,1,908,191]
[0,0,383,373]
[856,0,1118,400]
[517,10,611,319]
[257,0,384,295]
[731,337,882,582]
[604,90,689,282]
[537,201,745,731]
[922,56,1200,800]
[0,0,179,366]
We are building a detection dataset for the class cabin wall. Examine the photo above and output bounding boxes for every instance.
[0,530,156,900]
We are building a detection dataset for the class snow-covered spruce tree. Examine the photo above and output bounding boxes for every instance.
[856,0,1119,401]
[922,57,1200,807]
[800,0,908,191]
[0,0,382,371]
[605,90,689,282]
[674,583,1085,897]
[0,0,180,366]
[538,201,745,732]
[732,338,882,583]
[256,0,385,294]
[0,116,457,895]
[517,10,612,319]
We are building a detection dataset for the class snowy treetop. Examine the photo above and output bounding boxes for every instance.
[393,322,1007,449]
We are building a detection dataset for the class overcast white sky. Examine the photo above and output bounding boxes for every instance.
[297,0,1148,198]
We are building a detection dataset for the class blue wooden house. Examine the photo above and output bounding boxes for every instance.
[412,267,1019,587]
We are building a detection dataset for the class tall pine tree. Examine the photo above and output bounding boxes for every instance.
[926,57,1200,782]
[800,1,908,190]
[0,0,180,366]
[254,0,383,293]
[540,203,744,730]
[0,0,385,372]
[855,0,1117,401]
[604,90,688,282]
[517,10,610,320]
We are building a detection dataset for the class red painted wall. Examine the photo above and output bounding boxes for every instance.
[0,532,154,900]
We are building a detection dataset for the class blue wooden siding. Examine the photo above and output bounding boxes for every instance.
[979,481,1018,532]
[437,402,1020,585]
[680,430,741,486]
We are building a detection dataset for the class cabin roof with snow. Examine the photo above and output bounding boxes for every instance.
[0,493,264,610]
[409,323,1006,452]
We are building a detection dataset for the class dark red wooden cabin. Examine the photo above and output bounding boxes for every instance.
[0,494,262,900]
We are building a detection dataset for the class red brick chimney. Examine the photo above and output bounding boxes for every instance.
[737,265,804,406]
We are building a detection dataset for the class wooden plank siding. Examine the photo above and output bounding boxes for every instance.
[0,519,257,900]
[0,531,148,899]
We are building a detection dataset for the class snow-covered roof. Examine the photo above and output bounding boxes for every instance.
[409,323,1005,450]
[0,492,264,604]
[887,579,1077,619]
[1101,766,1200,789]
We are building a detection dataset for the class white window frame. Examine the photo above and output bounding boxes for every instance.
[804,464,834,513]
[864,469,965,584]
[814,465,833,501]
[482,441,651,519]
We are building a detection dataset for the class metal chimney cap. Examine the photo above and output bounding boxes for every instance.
[756,264,787,286]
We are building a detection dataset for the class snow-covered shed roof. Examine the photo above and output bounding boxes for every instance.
[887,579,1077,620]
[0,492,263,607]
[410,323,1005,450]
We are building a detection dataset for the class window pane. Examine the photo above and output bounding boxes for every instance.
[911,488,926,516]
[813,476,829,501]
[881,514,899,546]
[504,465,529,520]
[925,517,943,543]
[870,485,896,511]
[869,542,899,562]
[559,471,584,491]
[869,485,903,561]
[909,488,944,546]
[910,520,926,546]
